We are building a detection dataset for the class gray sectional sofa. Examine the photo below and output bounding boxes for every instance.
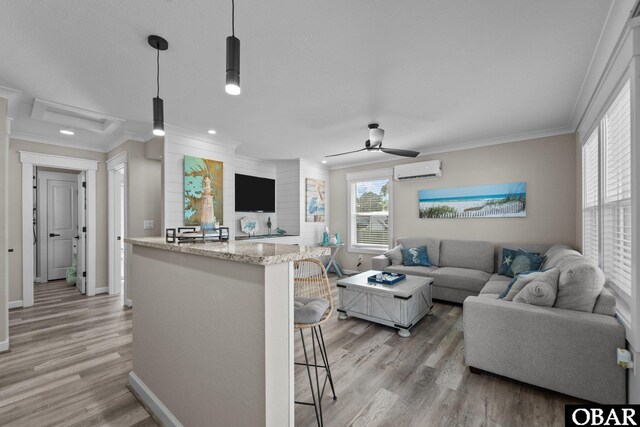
[371,237,626,404]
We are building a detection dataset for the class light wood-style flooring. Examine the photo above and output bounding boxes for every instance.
[294,279,581,426]
[0,280,155,426]
[0,278,579,426]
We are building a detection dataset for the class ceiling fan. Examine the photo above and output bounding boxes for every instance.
[325,123,420,158]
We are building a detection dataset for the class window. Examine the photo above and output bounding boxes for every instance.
[582,80,632,296]
[347,170,392,253]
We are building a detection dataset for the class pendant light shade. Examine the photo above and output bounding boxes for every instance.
[152,97,165,136]
[226,35,240,95]
[225,0,241,95]
[148,35,168,136]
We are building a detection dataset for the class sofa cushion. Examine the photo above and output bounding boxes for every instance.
[489,273,512,283]
[543,248,583,269]
[384,245,404,266]
[513,268,560,307]
[593,288,617,317]
[498,248,545,277]
[554,260,605,313]
[429,267,491,293]
[385,265,437,277]
[439,239,494,273]
[396,238,440,266]
[401,246,430,266]
[480,280,510,295]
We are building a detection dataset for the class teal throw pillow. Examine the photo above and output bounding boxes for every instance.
[401,246,430,267]
[498,248,545,278]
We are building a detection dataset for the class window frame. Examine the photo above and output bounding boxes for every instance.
[581,76,634,314]
[346,168,394,254]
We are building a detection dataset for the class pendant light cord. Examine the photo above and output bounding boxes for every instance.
[156,48,160,98]
[232,0,235,36]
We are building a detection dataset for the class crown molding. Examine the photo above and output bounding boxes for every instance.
[165,123,242,149]
[10,131,108,153]
[328,126,573,170]
[104,130,152,153]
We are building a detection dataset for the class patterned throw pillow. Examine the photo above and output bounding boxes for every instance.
[498,248,545,278]
[401,246,430,267]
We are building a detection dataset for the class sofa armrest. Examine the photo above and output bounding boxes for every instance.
[371,255,390,271]
[463,296,625,404]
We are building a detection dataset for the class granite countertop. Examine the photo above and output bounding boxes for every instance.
[235,234,299,241]
[124,237,330,266]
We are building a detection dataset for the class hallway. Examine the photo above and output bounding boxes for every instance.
[0,281,154,426]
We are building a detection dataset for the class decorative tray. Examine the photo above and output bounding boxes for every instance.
[367,273,406,285]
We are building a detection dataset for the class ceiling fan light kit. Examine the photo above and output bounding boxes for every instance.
[326,123,420,158]
[148,35,168,136]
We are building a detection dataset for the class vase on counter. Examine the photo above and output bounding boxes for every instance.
[267,217,272,236]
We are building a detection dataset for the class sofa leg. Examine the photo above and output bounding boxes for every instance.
[469,366,483,375]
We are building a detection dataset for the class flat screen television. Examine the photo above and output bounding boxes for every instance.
[235,174,276,212]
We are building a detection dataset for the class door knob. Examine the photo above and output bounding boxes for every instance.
[49,233,60,237]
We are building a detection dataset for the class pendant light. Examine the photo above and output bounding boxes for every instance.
[226,0,241,95]
[148,35,169,136]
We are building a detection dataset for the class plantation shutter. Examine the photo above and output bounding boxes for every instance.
[354,179,389,247]
[582,129,599,265]
[603,80,632,294]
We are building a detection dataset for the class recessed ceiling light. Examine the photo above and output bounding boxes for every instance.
[208,129,217,135]
[60,128,75,136]
[321,160,327,164]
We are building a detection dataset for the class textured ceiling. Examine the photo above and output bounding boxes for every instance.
[0,0,613,165]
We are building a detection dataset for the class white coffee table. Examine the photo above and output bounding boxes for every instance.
[336,270,433,337]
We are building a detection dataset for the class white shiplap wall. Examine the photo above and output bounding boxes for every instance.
[163,131,236,239]
[299,159,330,245]
[234,156,278,236]
[275,160,300,236]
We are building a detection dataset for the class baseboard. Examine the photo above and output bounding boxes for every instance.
[94,287,109,294]
[8,300,23,309]
[0,339,8,352]
[124,298,133,308]
[128,371,183,427]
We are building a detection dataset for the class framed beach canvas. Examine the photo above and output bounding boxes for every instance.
[419,182,526,218]
[184,155,223,228]
[305,178,326,222]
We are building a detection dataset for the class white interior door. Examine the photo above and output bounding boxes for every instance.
[77,172,86,294]
[47,179,78,280]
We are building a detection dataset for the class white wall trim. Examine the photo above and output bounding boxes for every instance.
[106,151,128,169]
[107,153,128,296]
[8,300,22,309]
[12,132,108,153]
[20,151,98,171]
[128,372,183,427]
[0,339,8,352]
[94,287,109,294]
[20,153,98,306]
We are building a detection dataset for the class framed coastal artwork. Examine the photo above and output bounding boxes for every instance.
[305,178,326,222]
[184,155,223,228]
[419,182,526,218]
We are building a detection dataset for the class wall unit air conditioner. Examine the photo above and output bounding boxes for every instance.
[393,160,442,181]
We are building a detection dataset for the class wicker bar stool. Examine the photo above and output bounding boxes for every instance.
[294,258,337,427]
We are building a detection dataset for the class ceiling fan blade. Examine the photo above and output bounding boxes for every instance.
[325,147,367,158]
[379,147,420,157]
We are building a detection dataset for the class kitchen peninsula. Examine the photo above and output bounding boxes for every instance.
[125,237,330,427]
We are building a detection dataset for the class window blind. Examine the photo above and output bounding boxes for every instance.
[582,129,599,265]
[603,80,632,294]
